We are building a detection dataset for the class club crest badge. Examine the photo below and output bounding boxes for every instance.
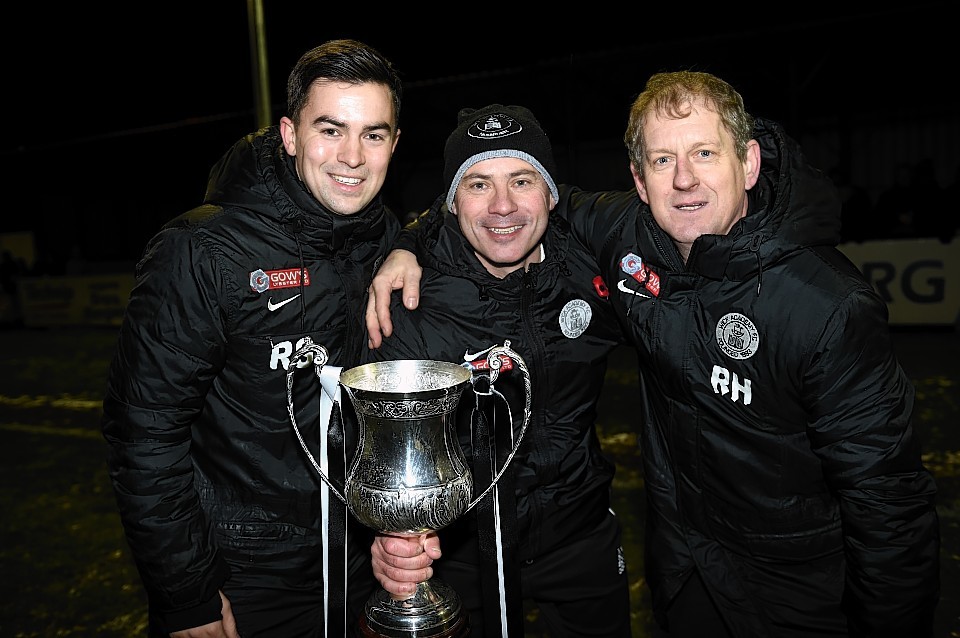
[560,299,592,339]
[715,313,759,360]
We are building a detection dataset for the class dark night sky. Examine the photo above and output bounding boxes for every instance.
[3,3,953,266]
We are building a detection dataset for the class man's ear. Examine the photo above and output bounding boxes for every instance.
[279,116,297,156]
[630,163,649,204]
[743,139,761,190]
[391,128,401,155]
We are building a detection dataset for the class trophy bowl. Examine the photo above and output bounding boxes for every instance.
[338,359,474,535]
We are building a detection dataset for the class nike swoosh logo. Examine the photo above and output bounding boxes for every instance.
[617,279,650,298]
[267,294,301,311]
[463,344,495,362]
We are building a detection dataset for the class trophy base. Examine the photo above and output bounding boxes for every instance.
[359,615,469,638]
[359,578,470,637]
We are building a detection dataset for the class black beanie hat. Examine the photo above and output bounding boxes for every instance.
[443,104,559,210]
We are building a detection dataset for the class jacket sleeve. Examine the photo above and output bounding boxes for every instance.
[388,193,447,256]
[101,226,232,631]
[804,286,940,637]
[555,185,645,258]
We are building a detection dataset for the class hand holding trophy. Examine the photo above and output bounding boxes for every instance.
[286,338,531,637]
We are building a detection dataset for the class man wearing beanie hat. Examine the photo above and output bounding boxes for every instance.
[362,104,632,636]
[443,104,560,212]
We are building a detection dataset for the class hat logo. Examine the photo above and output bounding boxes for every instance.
[468,114,522,140]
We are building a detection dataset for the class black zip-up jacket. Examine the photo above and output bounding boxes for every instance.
[101,126,398,631]
[364,201,625,560]
[562,118,940,637]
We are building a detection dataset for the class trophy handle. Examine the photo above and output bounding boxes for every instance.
[463,341,532,512]
[286,336,349,507]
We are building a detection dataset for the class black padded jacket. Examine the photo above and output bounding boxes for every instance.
[562,118,940,637]
[101,126,398,631]
[364,199,626,561]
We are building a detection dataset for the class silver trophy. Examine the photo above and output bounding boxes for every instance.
[286,339,531,637]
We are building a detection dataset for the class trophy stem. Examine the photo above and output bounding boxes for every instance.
[359,578,470,637]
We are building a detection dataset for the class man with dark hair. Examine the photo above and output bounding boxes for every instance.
[102,39,403,637]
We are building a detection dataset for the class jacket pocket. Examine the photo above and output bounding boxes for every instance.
[709,497,844,563]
